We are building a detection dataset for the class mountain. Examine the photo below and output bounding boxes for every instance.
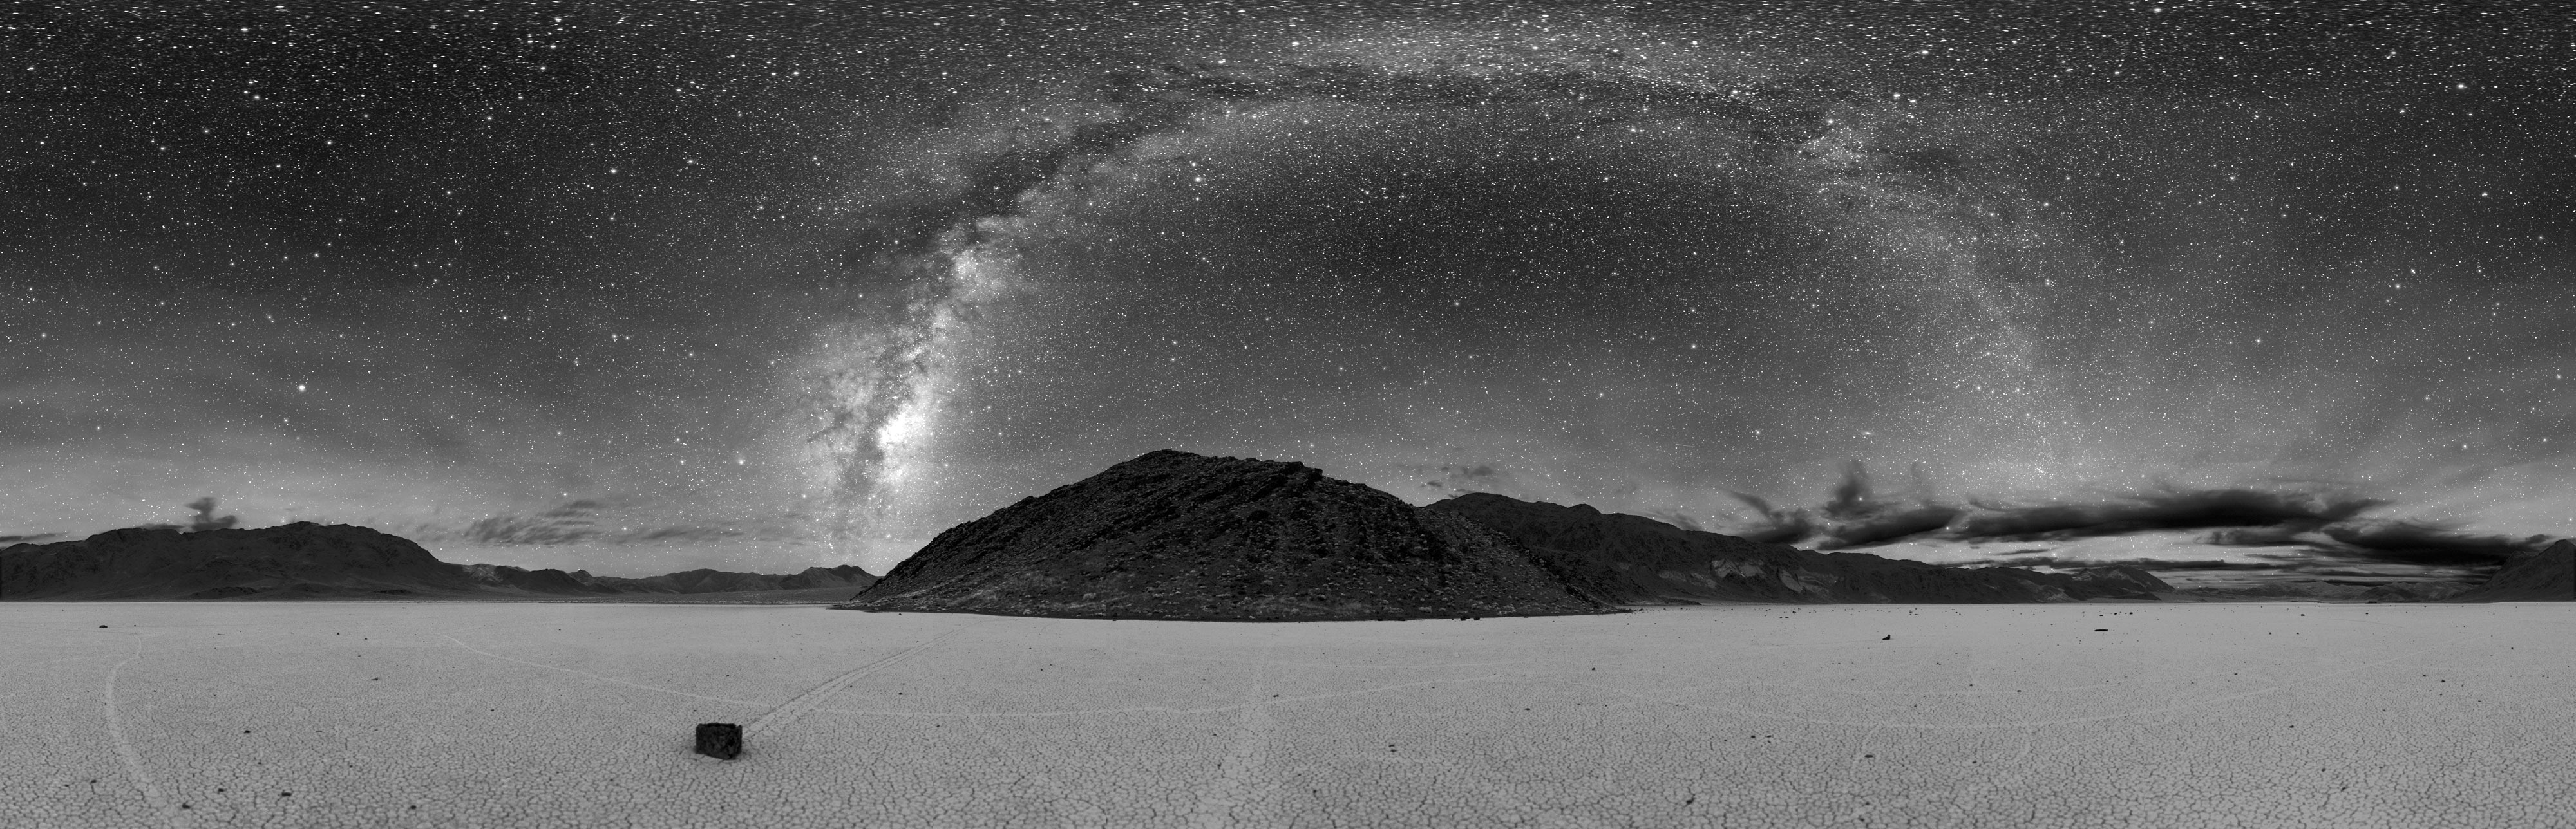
[455,564,878,595]
[837,449,1618,620]
[1423,493,2166,603]
[2,523,877,601]
[0,522,482,600]
[2356,581,2474,603]
[2450,539,2573,602]
[2068,565,2175,597]
[457,563,616,595]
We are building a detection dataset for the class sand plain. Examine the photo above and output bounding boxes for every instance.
[3,601,2570,828]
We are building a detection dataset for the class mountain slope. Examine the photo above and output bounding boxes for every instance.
[838,449,1617,620]
[2451,539,2573,602]
[1425,493,2165,604]
[1,523,482,600]
[3,525,879,601]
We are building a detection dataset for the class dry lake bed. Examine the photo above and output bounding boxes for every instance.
[5,601,2570,828]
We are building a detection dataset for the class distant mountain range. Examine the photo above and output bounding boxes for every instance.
[0,523,873,601]
[7,452,2562,608]
[457,562,876,597]
[1422,493,2174,604]
[2451,539,2573,602]
[842,451,2565,617]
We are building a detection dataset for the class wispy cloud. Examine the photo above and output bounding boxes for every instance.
[184,496,239,532]
[1732,460,2556,566]
[413,498,795,547]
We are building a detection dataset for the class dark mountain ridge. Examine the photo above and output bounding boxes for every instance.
[459,563,876,595]
[1,523,875,601]
[1,522,480,600]
[2450,539,2573,602]
[838,449,1618,620]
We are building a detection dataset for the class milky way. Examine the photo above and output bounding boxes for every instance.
[5,3,2568,574]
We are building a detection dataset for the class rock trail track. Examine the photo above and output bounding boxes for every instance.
[2,602,2569,828]
[743,620,984,743]
[100,633,190,829]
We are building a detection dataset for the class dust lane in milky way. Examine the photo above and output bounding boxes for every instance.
[3,3,2568,575]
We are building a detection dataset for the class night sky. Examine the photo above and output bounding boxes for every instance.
[6,2,2570,575]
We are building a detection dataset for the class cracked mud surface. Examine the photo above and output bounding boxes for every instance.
[5,602,2568,828]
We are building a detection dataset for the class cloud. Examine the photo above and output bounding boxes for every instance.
[73,497,241,536]
[1421,463,1502,490]
[1828,505,1963,546]
[1823,460,1876,519]
[429,498,750,546]
[0,532,62,545]
[1725,490,1819,545]
[1726,460,2552,567]
[1413,461,1571,505]
[185,496,240,532]
[2312,521,2546,567]
[1631,508,1707,533]
[1954,488,2381,540]
[1732,460,1961,547]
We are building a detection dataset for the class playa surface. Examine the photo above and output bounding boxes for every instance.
[5,602,2569,828]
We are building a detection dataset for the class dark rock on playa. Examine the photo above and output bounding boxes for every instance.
[694,723,743,759]
[836,450,1618,620]
[2451,539,2573,602]
[1425,493,2163,604]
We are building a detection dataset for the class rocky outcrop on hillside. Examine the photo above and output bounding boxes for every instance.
[1423,494,2163,603]
[838,450,1619,620]
[2451,539,2573,602]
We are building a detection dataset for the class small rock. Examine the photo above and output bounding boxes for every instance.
[695,723,743,759]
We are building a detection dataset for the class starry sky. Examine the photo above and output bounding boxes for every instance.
[6,2,2570,576]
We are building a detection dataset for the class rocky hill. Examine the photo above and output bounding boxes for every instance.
[2450,539,2573,602]
[1423,493,2168,603]
[0,522,482,600]
[838,449,1618,620]
[3,524,877,601]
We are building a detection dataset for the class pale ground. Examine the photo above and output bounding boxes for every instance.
[4,602,2570,829]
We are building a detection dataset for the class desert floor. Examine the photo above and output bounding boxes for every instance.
[5,601,2569,828]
